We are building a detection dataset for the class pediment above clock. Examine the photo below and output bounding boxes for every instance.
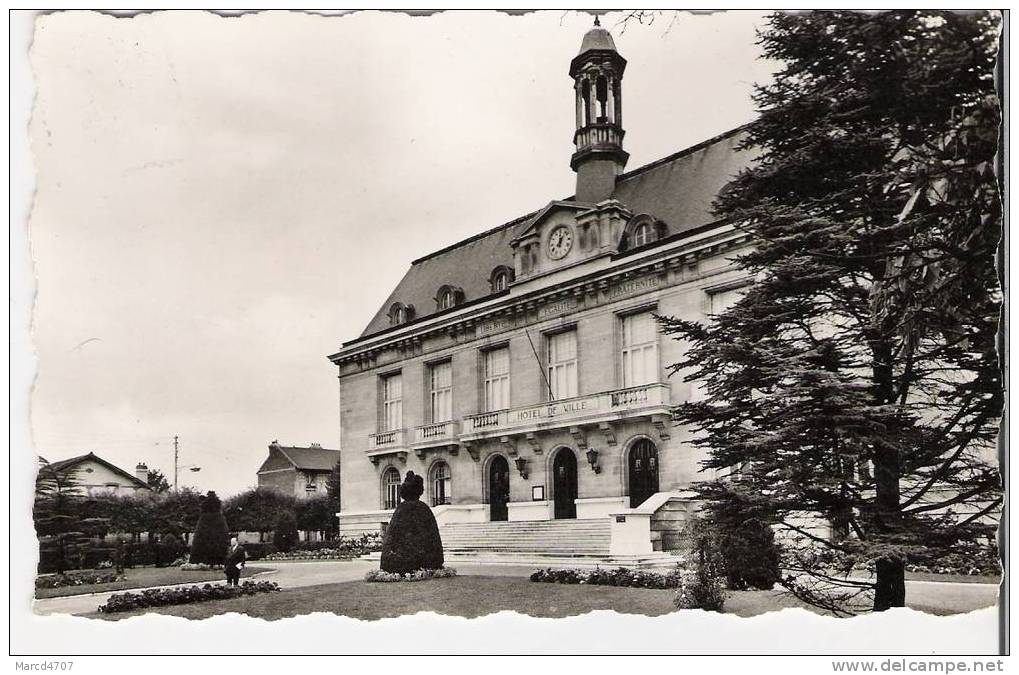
[510,200,596,246]
[512,199,636,281]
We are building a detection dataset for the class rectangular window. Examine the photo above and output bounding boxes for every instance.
[429,361,452,423]
[621,312,659,387]
[382,373,403,431]
[483,348,511,411]
[709,286,747,315]
[546,330,578,400]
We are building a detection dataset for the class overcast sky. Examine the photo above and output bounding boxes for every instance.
[28,10,776,496]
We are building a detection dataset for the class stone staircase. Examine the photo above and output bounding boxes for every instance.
[432,519,680,569]
[441,519,611,559]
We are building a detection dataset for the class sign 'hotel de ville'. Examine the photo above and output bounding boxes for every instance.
[328,20,760,561]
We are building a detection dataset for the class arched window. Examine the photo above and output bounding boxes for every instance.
[632,222,652,248]
[436,286,463,311]
[581,79,591,127]
[596,75,609,121]
[622,215,665,251]
[430,461,451,507]
[388,302,414,326]
[382,467,401,510]
[489,266,513,294]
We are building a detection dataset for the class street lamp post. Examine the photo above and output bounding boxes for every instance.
[172,435,201,491]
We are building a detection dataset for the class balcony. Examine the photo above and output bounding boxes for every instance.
[460,383,672,442]
[366,429,408,464]
[365,384,673,466]
[411,420,461,456]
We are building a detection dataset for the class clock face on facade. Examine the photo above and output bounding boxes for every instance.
[547,226,574,260]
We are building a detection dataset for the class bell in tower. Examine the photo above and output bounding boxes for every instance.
[569,17,629,204]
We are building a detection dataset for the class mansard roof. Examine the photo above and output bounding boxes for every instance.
[353,126,752,340]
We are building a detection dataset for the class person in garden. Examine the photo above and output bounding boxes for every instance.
[224,537,246,586]
[379,471,444,574]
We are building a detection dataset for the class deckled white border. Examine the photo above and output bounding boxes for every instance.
[8,7,1003,657]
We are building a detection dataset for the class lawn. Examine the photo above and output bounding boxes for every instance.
[87,573,999,621]
[91,576,679,621]
[36,566,273,599]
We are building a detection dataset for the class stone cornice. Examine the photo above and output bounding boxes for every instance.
[329,222,752,367]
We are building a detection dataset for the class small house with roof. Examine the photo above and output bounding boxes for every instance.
[256,441,341,499]
[44,452,152,496]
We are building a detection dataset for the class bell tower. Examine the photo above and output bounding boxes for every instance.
[570,17,628,204]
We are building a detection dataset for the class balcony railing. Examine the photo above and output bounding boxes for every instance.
[366,384,672,461]
[412,420,461,447]
[369,429,406,450]
[462,383,671,438]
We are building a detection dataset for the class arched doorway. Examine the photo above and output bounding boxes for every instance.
[552,448,578,519]
[488,456,510,521]
[628,438,660,508]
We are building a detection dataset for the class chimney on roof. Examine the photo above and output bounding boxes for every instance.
[135,462,148,483]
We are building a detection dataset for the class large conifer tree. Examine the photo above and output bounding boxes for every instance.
[661,10,1002,613]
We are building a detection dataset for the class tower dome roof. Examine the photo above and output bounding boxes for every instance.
[577,26,617,55]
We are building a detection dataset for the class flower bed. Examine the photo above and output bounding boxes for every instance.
[180,562,224,571]
[364,568,457,583]
[35,570,124,589]
[265,549,357,561]
[529,566,683,589]
[266,533,384,561]
[97,580,281,613]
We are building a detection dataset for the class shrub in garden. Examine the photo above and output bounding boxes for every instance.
[529,566,683,589]
[159,533,184,566]
[364,567,457,582]
[180,562,224,571]
[674,536,727,612]
[189,491,230,566]
[719,517,782,590]
[242,542,277,560]
[98,580,281,613]
[272,511,300,553]
[379,472,444,574]
[35,570,123,589]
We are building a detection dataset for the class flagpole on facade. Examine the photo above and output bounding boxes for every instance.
[525,329,554,401]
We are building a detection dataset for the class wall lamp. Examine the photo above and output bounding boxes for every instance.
[514,456,528,480]
[586,448,601,474]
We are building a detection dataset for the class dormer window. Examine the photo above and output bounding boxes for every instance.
[435,285,463,311]
[622,215,666,252]
[633,222,652,248]
[489,266,514,294]
[388,302,414,326]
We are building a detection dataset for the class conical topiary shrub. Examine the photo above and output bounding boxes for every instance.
[189,491,229,565]
[379,472,444,574]
[272,511,299,553]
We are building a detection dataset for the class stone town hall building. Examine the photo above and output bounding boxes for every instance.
[329,24,756,561]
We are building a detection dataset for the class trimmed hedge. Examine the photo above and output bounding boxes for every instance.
[190,492,229,566]
[38,542,192,574]
[272,512,300,553]
[239,542,276,560]
[529,566,683,589]
[97,580,281,613]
